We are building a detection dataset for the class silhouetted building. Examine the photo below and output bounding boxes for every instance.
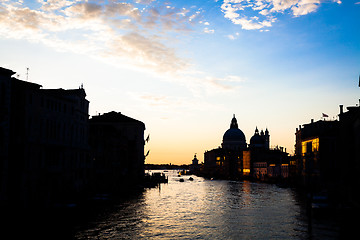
[0,67,91,208]
[294,119,339,192]
[338,103,360,207]
[247,127,288,180]
[294,101,360,207]
[203,115,288,180]
[249,127,269,150]
[89,111,145,192]
[222,115,247,150]
[204,115,244,179]
[189,153,200,174]
[0,68,13,205]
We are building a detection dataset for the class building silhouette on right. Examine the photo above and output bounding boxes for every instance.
[294,101,360,208]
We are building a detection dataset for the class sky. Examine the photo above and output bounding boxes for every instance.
[1,0,359,164]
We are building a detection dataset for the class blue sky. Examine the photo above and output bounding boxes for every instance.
[1,0,359,164]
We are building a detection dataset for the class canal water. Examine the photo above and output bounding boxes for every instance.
[73,170,342,239]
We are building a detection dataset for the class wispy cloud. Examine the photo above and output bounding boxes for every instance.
[0,0,245,99]
[0,0,199,73]
[132,91,227,118]
[220,0,342,30]
[173,72,246,97]
[204,27,215,34]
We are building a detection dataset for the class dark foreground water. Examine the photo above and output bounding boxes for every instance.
[3,170,352,239]
[72,171,343,239]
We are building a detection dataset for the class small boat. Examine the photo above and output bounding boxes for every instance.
[179,178,184,182]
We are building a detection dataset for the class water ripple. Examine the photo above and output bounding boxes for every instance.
[75,171,340,239]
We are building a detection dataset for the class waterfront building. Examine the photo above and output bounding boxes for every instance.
[338,103,360,207]
[189,153,200,174]
[249,127,269,150]
[294,101,360,207]
[0,67,91,208]
[294,119,339,192]
[0,68,13,205]
[89,111,145,192]
[203,115,288,180]
[204,115,245,179]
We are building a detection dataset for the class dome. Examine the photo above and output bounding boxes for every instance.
[249,127,269,149]
[223,128,246,142]
[222,115,247,150]
[250,134,265,145]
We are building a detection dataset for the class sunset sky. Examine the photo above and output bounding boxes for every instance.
[1,0,359,164]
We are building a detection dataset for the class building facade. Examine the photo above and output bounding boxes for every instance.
[338,104,360,207]
[203,115,245,179]
[89,111,146,192]
[294,119,339,192]
[0,68,13,205]
[294,102,360,207]
[0,67,91,208]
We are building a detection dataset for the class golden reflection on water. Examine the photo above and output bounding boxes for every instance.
[75,170,340,239]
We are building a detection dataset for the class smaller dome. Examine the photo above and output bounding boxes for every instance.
[250,134,265,145]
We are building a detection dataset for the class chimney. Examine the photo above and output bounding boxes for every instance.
[339,105,343,114]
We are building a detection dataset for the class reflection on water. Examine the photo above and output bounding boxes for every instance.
[75,170,340,239]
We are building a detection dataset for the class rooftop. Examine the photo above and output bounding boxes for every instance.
[90,111,145,127]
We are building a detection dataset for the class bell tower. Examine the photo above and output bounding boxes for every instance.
[264,128,270,149]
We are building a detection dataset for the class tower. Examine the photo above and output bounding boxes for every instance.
[192,153,199,165]
[265,128,270,149]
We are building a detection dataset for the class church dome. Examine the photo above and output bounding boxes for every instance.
[222,115,246,150]
[249,127,269,149]
[223,128,246,142]
[250,134,265,145]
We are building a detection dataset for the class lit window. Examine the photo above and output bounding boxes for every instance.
[301,138,319,155]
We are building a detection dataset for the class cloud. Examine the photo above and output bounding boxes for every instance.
[227,32,240,40]
[139,94,170,107]
[172,71,245,97]
[205,75,244,91]
[134,91,226,116]
[204,27,215,33]
[108,31,189,72]
[0,1,202,73]
[221,0,342,30]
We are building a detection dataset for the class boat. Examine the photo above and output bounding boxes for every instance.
[144,172,168,187]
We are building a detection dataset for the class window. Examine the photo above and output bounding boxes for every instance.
[301,138,319,156]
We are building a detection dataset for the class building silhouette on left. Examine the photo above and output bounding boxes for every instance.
[89,111,145,193]
[0,67,147,209]
[0,67,91,208]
